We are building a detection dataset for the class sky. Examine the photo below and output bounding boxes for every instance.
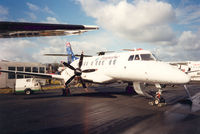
[0,0,200,63]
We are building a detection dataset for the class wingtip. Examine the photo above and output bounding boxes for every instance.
[83,25,99,30]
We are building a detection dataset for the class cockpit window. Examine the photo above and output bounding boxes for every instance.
[135,55,140,60]
[128,55,134,61]
[140,54,155,61]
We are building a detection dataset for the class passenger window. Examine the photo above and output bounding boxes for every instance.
[102,61,104,65]
[135,55,140,60]
[95,61,98,66]
[109,60,112,65]
[91,61,93,66]
[99,61,101,65]
[113,59,116,65]
[128,55,134,61]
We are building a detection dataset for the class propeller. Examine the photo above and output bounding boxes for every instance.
[63,52,96,88]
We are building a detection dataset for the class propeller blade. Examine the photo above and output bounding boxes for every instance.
[80,77,86,88]
[65,75,76,85]
[79,53,84,68]
[82,69,96,73]
[63,62,76,71]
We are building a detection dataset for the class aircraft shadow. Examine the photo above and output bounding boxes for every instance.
[23,91,136,100]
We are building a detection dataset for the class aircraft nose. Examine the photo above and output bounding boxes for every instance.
[180,73,190,83]
[173,69,191,84]
[158,62,191,84]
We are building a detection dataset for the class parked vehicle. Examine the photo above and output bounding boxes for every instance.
[15,78,46,95]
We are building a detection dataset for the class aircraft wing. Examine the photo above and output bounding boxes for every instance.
[0,69,63,80]
[0,21,99,38]
[169,61,188,66]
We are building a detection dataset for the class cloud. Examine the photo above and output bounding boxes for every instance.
[31,32,108,63]
[0,5,8,20]
[26,2,55,15]
[78,0,200,61]
[27,2,39,11]
[176,4,200,25]
[78,0,176,43]
[0,39,37,62]
[43,6,55,15]
[157,30,200,61]
[26,12,37,20]
[43,17,60,23]
[0,5,8,15]
[26,2,56,21]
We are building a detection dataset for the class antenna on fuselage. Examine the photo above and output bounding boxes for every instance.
[96,51,114,56]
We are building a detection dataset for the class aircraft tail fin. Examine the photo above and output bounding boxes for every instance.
[66,42,78,63]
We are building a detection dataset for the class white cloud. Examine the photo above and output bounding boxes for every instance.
[0,5,8,20]
[78,0,176,43]
[26,2,55,15]
[43,6,55,15]
[31,32,109,63]
[78,0,200,61]
[26,12,37,20]
[0,5,8,15]
[157,30,200,61]
[0,39,37,62]
[27,2,39,11]
[26,2,56,21]
[43,17,60,24]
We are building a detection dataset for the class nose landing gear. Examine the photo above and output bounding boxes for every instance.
[149,89,166,107]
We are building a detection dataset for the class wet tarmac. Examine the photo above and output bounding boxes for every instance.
[1,84,200,134]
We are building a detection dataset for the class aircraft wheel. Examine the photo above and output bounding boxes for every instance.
[154,99,160,105]
[154,97,165,105]
[25,88,32,95]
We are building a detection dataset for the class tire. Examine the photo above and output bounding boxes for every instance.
[25,88,32,95]
[154,99,160,105]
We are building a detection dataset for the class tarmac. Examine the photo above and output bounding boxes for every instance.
[0,84,200,134]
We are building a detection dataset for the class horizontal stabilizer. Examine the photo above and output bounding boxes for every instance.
[44,54,92,57]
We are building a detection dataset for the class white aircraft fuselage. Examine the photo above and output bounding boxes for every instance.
[61,49,190,85]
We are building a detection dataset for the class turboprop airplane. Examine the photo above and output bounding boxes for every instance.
[170,61,200,82]
[0,21,192,105]
[0,47,191,105]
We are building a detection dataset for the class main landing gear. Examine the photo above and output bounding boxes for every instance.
[62,85,71,96]
[125,83,137,95]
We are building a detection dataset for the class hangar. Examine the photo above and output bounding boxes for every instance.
[0,61,46,89]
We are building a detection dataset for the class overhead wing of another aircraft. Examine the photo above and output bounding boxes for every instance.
[0,21,99,38]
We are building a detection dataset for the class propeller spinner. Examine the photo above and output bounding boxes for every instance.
[63,53,95,88]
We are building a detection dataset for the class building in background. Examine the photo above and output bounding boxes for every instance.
[0,61,46,89]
